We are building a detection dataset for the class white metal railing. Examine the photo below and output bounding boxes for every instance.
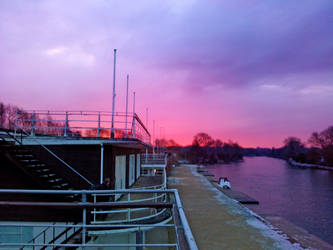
[142,153,167,164]
[92,192,168,224]
[10,110,150,144]
[1,223,177,249]
[0,188,198,250]
[92,167,167,224]
[141,168,165,176]
[141,162,167,178]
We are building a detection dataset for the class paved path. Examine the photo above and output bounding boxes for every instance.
[168,164,302,250]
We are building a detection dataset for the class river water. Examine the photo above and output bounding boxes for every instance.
[205,156,333,245]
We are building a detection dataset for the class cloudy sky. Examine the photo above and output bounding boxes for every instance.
[0,0,332,147]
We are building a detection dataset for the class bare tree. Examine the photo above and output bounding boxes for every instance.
[0,102,5,128]
[308,126,333,149]
[283,137,305,160]
[308,126,333,166]
[192,132,215,147]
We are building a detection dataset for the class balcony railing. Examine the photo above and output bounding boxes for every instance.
[7,110,150,144]
[0,189,198,250]
[92,166,167,225]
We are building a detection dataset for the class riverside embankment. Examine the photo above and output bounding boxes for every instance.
[205,156,333,249]
[168,164,305,250]
[288,158,333,171]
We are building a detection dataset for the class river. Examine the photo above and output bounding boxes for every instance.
[205,156,333,245]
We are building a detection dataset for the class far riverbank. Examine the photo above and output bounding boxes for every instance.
[288,158,333,171]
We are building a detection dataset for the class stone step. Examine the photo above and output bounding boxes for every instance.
[26,164,46,168]
[35,169,50,173]
[48,178,63,183]
[40,174,56,179]
[14,154,35,159]
[20,159,39,163]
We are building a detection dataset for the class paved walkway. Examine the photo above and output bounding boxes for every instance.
[168,164,302,250]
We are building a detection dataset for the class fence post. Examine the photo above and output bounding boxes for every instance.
[111,49,117,139]
[97,112,101,138]
[93,194,97,223]
[132,92,136,138]
[82,191,87,248]
[127,193,131,221]
[31,112,36,136]
[125,74,129,139]
[132,114,136,138]
[64,112,68,137]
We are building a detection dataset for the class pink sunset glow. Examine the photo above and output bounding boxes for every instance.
[0,0,332,148]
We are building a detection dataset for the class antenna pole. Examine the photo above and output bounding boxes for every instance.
[111,49,117,138]
[125,74,129,138]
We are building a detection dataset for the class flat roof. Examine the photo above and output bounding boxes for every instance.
[21,136,150,149]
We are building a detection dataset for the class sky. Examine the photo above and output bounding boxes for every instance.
[0,0,332,147]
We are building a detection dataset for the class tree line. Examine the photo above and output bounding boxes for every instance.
[178,132,243,164]
[244,126,333,166]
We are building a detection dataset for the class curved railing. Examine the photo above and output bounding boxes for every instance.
[0,188,198,250]
[91,168,168,225]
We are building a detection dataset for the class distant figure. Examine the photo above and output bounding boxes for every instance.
[94,177,111,190]
[92,178,111,219]
[219,177,231,189]
[93,177,112,206]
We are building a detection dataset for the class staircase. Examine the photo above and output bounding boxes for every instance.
[0,129,71,190]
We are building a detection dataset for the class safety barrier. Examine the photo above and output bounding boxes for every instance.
[8,110,150,144]
[0,189,198,250]
[92,167,167,224]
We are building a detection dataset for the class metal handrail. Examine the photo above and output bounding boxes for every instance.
[131,183,166,190]
[19,222,78,250]
[0,189,185,249]
[1,243,178,248]
[0,188,198,249]
[93,193,167,205]
[91,168,167,224]
[93,208,169,224]
[20,222,56,249]
[0,223,175,228]
[24,110,134,115]
[8,120,94,187]
[12,109,151,144]
[39,144,93,187]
